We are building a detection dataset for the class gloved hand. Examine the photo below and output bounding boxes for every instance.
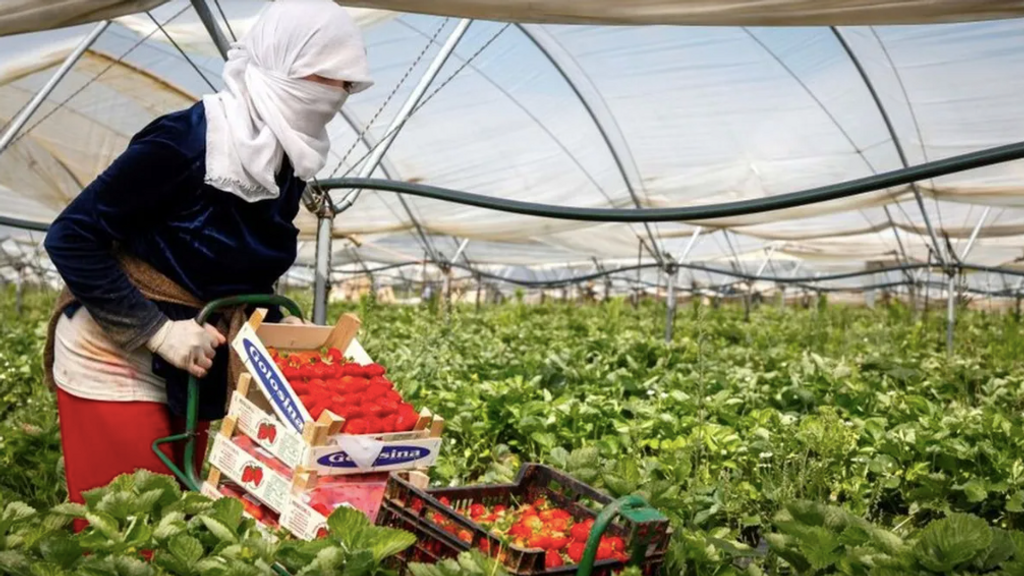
[279,315,313,326]
[146,319,226,378]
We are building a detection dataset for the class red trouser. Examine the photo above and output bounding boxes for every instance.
[56,388,209,531]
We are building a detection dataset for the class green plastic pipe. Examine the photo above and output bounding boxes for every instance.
[576,495,664,576]
[151,294,303,492]
[319,140,1024,223]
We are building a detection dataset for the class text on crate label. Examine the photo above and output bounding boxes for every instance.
[243,338,305,430]
[317,446,431,468]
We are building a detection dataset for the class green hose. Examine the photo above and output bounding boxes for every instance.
[575,495,666,576]
[152,294,303,491]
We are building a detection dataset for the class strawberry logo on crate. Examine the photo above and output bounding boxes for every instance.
[256,421,278,444]
[315,526,329,539]
[240,464,264,487]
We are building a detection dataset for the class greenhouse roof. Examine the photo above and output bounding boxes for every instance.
[1,0,1023,295]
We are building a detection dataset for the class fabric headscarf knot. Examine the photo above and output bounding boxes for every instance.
[203,0,373,201]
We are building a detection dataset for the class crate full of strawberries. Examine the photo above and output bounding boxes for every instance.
[376,464,670,576]
[229,310,443,475]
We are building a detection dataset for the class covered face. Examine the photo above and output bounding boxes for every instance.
[203,0,374,201]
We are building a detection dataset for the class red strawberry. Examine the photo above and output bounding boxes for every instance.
[493,505,507,514]
[545,549,564,569]
[363,363,387,378]
[363,403,384,419]
[596,540,614,561]
[457,529,473,543]
[381,415,397,433]
[527,534,551,550]
[548,535,570,550]
[570,518,594,542]
[377,398,399,416]
[605,536,624,552]
[549,518,569,532]
[469,504,487,519]
[369,376,393,388]
[439,497,451,507]
[341,363,364,377]
[326,347,344,362]
[478,538,491,554]
[567,542,585,564]
[344,419,368,435]
[139,549,154,562]
[364,417,384,434]
[315,526,329,539]
[534,498,548,509]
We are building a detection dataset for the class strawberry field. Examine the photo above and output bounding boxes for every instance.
[4,288,1024,574]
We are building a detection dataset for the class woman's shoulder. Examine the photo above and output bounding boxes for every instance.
[129,101,208,161]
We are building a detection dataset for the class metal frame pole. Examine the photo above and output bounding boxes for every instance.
[312,19,472,323]
[0,21,109,156]
[190,0,231,59]
[946,206,990,354]
[664,265,677,342]
[664,227,701,342]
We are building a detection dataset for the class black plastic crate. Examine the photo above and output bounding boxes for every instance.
[377,464,670,575]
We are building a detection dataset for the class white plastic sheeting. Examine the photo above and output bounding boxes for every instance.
[1,0,1023,295]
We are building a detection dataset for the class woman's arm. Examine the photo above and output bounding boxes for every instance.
[44,126,200,351]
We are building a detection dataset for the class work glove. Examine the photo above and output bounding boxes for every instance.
[279,315,313,326]
[146,319,226,378]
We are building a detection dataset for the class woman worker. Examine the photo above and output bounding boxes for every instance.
[42,0,373,509]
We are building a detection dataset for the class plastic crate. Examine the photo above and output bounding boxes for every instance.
[377,464,670,575]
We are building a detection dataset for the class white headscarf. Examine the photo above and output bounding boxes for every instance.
[202,0,373,201]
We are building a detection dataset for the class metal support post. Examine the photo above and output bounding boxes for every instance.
[190,0,231,59]
[959,206,990,262]
[664,264,678,343]
[313,212,332,324]
[0,21,109,156]
[947,270,956,356]
[14,266,24,316]
[312,19,471,322]
[945,206,989,353]
[475,274,483,310]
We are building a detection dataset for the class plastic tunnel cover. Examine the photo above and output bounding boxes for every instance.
[0,3,1023,294]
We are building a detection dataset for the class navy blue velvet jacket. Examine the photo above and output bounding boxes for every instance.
[44,101,305,420]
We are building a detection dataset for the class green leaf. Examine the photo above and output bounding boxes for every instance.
[199,517,238,544]
[0,550,34,576]
[3,502,36,524]
[49,503,86,518]
[369,526,416,562]
[111,556,158,576]
[153,552,195,576]
[38,535,83,568]
[342,550,376,576]
[154,512,187,542]
[84,512,123,542]
[913,513,992,572]
[972,527,1016,571]
[170,534,205,567]
[530,432,556,451]
[296,547,345,576]
[210,498,244,531]
[1008,491,1024,513]
[962,479,988,503]
[97,492,136,522]
[327,505,371,542]
[28,562,69,576]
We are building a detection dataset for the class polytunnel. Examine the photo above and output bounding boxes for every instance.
[1,0,1024,330]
